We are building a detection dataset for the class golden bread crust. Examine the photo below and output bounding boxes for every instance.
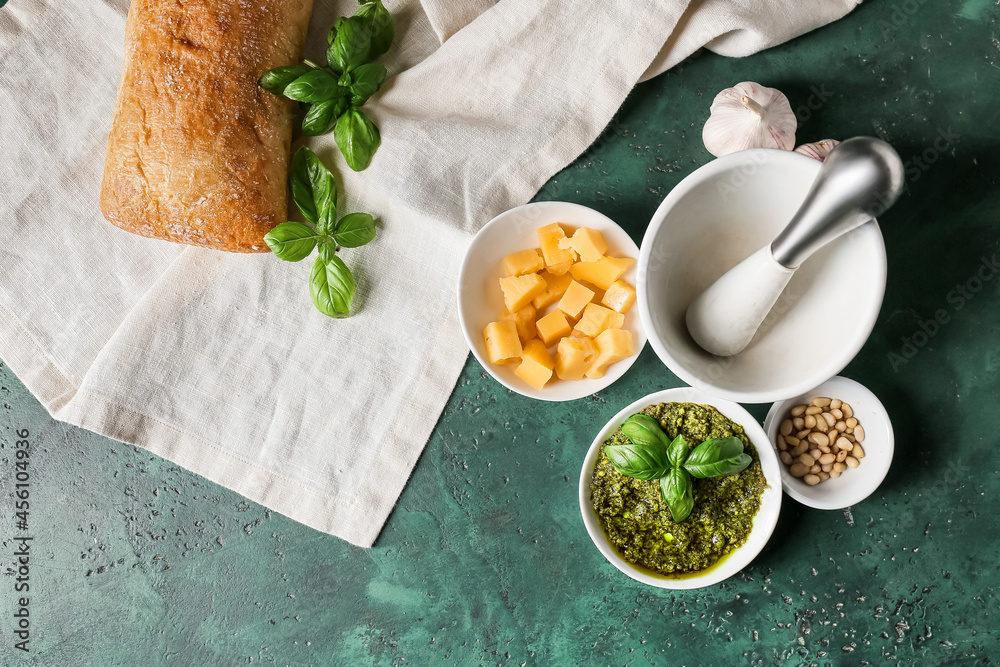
[100,0,314,252]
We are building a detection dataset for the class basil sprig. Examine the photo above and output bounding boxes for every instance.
[264,147,377,318]
[258,0,393,171]
[605,414,752,523]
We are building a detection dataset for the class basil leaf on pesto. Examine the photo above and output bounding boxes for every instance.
[660,468,694,523]
[666,433,689,469]
[604,443,671,481]
[621,414,671,451]
[683,437,752,478]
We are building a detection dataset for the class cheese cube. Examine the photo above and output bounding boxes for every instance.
[555,336,597,381]
[601,279,636,314]
[535,310,572,346]
[585,329,635,379]
[531,271,573,310]
[572,303,624,338]
[484,321,522,365]
[570,256,635,290]
[499,273,547,312]
[566,227,608,262]
[536,223,577,274]
[515,356,553,389]
[556,280,596,319]
[499,304,537,343]
[522,338,554,369]
[503,248,545,276]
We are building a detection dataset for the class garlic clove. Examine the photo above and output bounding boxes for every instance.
[702,82,796,157]
[794,139,841,161]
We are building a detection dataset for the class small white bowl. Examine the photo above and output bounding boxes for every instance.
[636,148,887,404]
[578,387,782,589]
[458,201,646,402]
[763,375,894,509]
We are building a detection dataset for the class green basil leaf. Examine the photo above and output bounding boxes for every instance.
[301,100,340,136]
[355,0,394,58]
[283,69,339,103]
[318,239,337,264]
[683,437,752,478]
[660,469,694,523]
[264,222,318,262]
[621,415,670,449]
[289,147,337,226]
[667,433,690,469]
[335,107,381,171]
[348,63,387,106]
[258,65,311,97]
[333,212,377,248]
[327,16,372,74]
[604,443,671,481]
[309,254,355,318]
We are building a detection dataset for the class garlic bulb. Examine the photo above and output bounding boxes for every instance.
[794,139,841,162]
[702,82,796,157]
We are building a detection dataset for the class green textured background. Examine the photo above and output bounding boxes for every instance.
[3,0,1000,664]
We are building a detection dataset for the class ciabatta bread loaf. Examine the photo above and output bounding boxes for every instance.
[100,0,314,252]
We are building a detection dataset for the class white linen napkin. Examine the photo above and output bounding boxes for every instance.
[0,0,858,546]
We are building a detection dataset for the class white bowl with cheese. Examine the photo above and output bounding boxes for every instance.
[457,201,646,402]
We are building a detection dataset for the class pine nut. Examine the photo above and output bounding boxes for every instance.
[809,448,821,460]
[814,417,830,433]
[799,453,815,466]
[853,443,866,459]
[822,412,836,428]
[808,432,830,447]
[804,474,821,485]
[805,406,823,415]
[835,420,847,432]
[830,470,841,479]
[833,461,847,473]
[854,425,866,442]
[809,464,821,474]
[790,462,809,477]
[797,429,811,439]
[836,450,847,462]
[819,444,831,454]
[821,463,833,472]
[819,453,835,465]
[791,442,809,457]
[780,451,793,465]
[804,415,816,429]
[794,417,805,430]
[777,438,788,451]
[791,404,807,417]
[842,403,854,418]
[780,419,793,436]
[811,397,832,408]
[785,436,800,447]
[846,417,858,429]
[845,456,860,468]
[817,471,830,482]
[835,436,853,452]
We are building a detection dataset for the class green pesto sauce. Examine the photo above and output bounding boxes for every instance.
[590,402,768,578]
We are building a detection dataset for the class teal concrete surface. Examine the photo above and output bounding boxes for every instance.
[2,0,1000,664]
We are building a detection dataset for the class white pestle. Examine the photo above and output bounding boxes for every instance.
[685,137,905,357]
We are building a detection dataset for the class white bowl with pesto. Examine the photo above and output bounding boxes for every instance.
[457,201,646,402]
[579,387,782,589]
[763,375,894,509]
[636,148,887,404]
